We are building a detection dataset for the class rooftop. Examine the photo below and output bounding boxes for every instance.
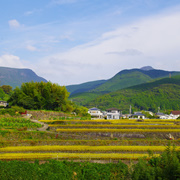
[171,111,180,115]
[89,107,100,111]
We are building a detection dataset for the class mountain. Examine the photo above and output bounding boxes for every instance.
[68,67,180,107]
[90,70,152,92]
[67,66,180,95]
[0,67,47,88]
[66,80,106,95]
[140,66,154,71]
[89,67,180,92]
[85,75,180,113]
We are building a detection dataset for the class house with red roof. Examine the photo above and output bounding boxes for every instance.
[171,111,180,115]
[170,111,180,119]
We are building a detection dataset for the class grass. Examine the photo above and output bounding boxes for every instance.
[0,152,160,160]
[0,145,179,152]
[1,139,180,147]
[49,124,180,129]
[56,128,180,133]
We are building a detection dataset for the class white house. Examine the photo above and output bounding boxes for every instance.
[0,101,8,107]
[88,107,103,119]
[156,112,179,119]
[106,108,121,119]
[131,112,145,119]
[170,111,180,119]
[156,112,167,119]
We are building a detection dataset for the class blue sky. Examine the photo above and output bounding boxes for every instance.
[1,0,180,85]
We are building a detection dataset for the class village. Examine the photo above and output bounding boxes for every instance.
[1,99,180,120]
[88,107,180,120]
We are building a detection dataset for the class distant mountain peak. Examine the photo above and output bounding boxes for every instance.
[0,66,47,88]
[140,66,154,71]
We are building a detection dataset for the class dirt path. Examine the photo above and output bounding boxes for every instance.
[30,119,49,131]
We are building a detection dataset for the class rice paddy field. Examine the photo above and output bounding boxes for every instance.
[0,115,180,162]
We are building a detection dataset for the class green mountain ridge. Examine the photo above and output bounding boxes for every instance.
[0,67,47,88]
[85,75,180,113]
[66,80,107,95]
[68,67,180,108]
[91,71,152,92]
[67,66,180,95]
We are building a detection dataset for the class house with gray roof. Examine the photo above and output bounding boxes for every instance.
[88,107,103,119]
[131,112,145,119]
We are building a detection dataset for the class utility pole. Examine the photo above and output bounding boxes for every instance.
[169,73,171,78]
[129,105,132,115]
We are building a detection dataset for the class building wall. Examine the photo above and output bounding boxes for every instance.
[107,113,120,119]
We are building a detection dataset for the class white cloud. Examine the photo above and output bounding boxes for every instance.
[107,49,143,56]
[26,45,38,51]
[0,54,25,68]
[8,19,20,28]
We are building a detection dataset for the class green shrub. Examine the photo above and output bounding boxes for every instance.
[132,159,155,180]
[133,144,180,180]
[0,106,25,116]
[0,160,129,180]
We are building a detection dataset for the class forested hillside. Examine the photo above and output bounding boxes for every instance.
[67,66,180,95]
[80,75,180,113]
[91,71,152,92]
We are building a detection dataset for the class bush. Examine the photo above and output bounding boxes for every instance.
[132,159,156,180]
[132,144,180,180]
[0,160,129,180]
[0,106,25,116]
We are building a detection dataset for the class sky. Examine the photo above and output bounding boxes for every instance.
[1,0,180,86]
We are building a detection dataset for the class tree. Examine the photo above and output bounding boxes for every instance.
[8,81,72,112]
[0,88,6,100]
[1,85,12,94]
